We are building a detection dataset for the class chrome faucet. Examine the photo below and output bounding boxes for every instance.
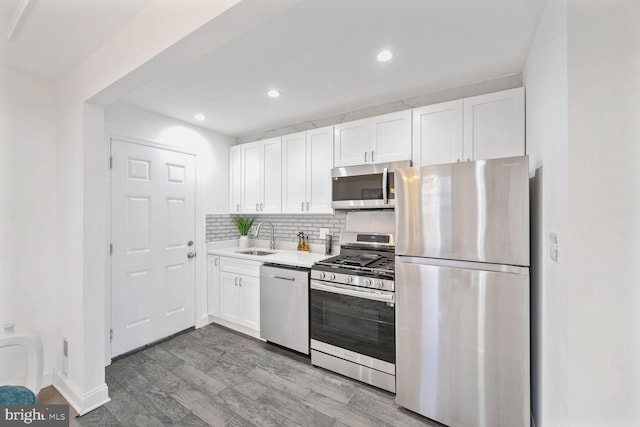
[254,221,276,250]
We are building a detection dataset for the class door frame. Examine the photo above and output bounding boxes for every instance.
[105,134,204,362]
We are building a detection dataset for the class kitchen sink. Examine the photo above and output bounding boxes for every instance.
[235,250,275,256]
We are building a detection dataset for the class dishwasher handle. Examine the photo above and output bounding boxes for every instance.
[267,274,296,281]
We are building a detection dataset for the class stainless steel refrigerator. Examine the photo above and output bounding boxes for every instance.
[395,156,530,427]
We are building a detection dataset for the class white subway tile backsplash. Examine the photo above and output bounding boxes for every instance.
[205,212,347,245]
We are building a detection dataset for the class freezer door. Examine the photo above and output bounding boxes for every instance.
[395,156,529,266]
[395,257,530,427]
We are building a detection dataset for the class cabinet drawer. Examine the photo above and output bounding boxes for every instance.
[220,257,261,276]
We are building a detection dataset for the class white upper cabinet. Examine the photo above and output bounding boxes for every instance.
[412,88,525,167]
[412,100,463,167]
[306,127,334,213]
[370,110,412,164]
[463,87,525,162]
[334,110,412,167]
[282,126,334,214]
[229,145,242,213]
[281,132,307,213]
[232,137,282,214]
[334,118,370,166]
[240,142,261,213]
[259,137,282,213]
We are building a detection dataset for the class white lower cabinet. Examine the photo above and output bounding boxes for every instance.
[207,255,220,317]
[208,256,260,334]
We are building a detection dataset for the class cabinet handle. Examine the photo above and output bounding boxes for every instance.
[260,203,264,211]
[371,151,374,162]
[234,277,238,286]
[301,202,304,212]
[214,258,218,267]
[306,201,310,211]
[364,151,368,162]
[256,203,259,212]
[236,203,239,212]
[239,278,242,287]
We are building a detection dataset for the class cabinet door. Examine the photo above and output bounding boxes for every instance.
[260,137,282,213]
[219,272,241,323]
[334,118,370,166]
[229,146,242,213]
[306,126,334,213]
[241,142,261,213]
[463,87,525,161]
[412,101,463,167]
[207,256,220,317]
[238,274,260,331]
[281,132,308,213]
[370,110,412,164]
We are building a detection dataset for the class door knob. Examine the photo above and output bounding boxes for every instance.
[187,240,194,247]
[187,252,196,259]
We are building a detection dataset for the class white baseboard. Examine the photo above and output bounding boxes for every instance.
[195,313,213,329]
[208,317,263,340]
[53,372,110,416]
[42,369,54,388]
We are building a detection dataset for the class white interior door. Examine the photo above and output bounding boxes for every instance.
[111,140,196,357]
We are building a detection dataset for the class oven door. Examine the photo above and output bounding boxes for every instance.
[310,280,395,364]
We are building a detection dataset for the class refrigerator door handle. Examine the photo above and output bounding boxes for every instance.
[396,256,529,275]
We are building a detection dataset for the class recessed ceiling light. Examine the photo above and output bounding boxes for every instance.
[194,113,205,121]
[267,89,281,98]
[377,50,393,63]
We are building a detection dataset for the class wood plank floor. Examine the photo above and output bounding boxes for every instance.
[73,324,439,426]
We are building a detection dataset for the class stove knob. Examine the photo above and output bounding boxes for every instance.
[319,272,326,279]
[363,278,372,287]
[345,276,353,284]
[327,273,336,281]
[374,280,384,289]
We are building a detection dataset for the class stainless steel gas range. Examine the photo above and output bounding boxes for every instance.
[310,232,396,393]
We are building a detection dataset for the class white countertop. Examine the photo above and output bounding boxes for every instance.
[207,245,330,268]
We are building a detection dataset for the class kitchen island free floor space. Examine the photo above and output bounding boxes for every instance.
[77,324,437,427]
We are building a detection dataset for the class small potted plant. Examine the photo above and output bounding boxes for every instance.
[233,216,254,249]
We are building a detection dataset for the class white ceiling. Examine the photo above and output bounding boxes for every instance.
[120,0,546,138]
[1,0,546,138]
[0,0,153,82]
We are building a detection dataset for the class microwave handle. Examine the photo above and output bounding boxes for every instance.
[382,167,388,205]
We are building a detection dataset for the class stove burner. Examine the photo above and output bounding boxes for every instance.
[316,253,395,277]
[337,254,382,267]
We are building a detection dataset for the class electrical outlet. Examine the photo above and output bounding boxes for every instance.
[250,225,257,235]
[319,228,329,239]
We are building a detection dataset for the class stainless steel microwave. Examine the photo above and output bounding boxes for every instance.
[331,161,411,209]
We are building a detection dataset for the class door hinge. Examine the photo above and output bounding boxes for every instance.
[110,244,113,255]
[109,156,113,169]
[109,329,113,341]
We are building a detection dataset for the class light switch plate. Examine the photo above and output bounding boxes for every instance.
[549,232,559,263]
[319,228,329,239]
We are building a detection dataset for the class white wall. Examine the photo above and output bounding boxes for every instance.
[566,1,640,425]
[523,0,569,425]
[104,102,234,332]
[0,67,57,386]
[50,0,276,413]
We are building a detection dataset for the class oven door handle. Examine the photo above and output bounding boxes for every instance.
[311,281,395,303]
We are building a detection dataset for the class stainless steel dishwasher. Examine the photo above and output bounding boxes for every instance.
[260,263,310,354]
